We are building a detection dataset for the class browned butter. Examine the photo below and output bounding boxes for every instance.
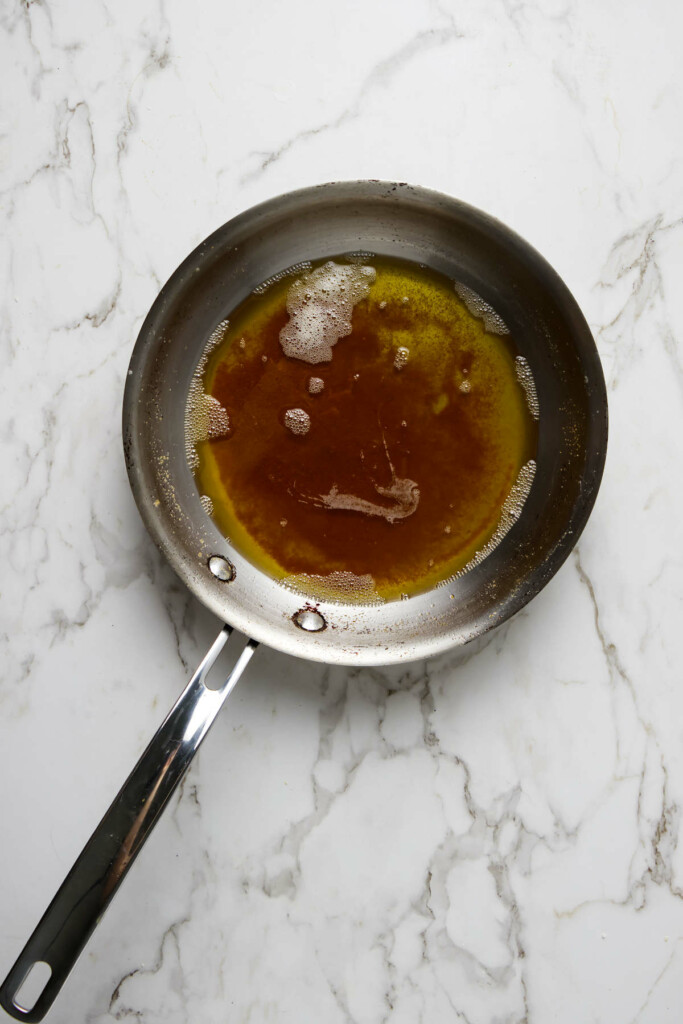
[190,255,537,601]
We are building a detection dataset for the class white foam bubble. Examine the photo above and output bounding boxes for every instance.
[185,319,230,471]
[304,473,419,524]
[283,569,383,605]
[308,376,325,394]
[394,346,410,370]
[515,356,540,419]
[344,251,376,264]
[186,394,230,457]
[279,261,376,364]
[452,460,537,578]
[252,261,312,295]
[284,408,311,435]
[454,281,510,335]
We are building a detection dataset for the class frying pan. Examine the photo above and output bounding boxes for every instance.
[0,181,607,1021]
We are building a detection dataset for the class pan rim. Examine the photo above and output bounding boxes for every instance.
[123,180,608,666]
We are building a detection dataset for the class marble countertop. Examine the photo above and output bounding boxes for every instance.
[2,0,683,1021]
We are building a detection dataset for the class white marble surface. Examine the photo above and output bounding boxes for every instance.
[1,0,683,1020]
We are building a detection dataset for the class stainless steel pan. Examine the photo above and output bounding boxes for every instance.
[0,181,607,1021]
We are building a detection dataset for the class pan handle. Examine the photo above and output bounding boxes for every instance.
[0,625,257,1023]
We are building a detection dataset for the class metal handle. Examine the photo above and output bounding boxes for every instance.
[0,625,257,1022]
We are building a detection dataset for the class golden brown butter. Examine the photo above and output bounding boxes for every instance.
[192,256,537,601]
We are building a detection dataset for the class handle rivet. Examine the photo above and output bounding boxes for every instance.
[292,607,326,632]
[208,555,236,582]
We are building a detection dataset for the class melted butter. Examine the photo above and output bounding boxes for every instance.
[191,255,538,601]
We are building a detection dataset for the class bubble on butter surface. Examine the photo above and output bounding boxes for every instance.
[454,281,509,335]
[344,250,376,264]
[282,569,384,605]
[446,459,537,580]
[284,408,311,435]
[252,261,312,295]
[394,346,409,370]
[515,356,540,419]
[185,319,231,472]
[279,261,376,364]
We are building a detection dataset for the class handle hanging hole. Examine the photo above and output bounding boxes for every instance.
[13,961,52,1013]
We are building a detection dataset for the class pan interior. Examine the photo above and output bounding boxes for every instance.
[123,182,607,665]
